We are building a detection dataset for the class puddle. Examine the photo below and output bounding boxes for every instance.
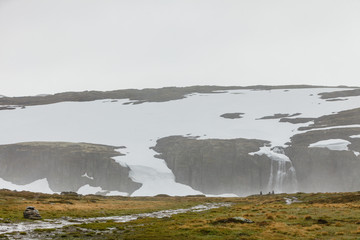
[284,197,301,205]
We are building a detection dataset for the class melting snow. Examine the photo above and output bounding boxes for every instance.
[309,139,351,151]
[77,184,129,196]
[106,191,129,196]
[0,178,54,194]
[249,146,291,162]
[350,134,360,138]
[77,185,104,195]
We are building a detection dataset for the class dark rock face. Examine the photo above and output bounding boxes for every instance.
[287,147,360,192]
[220,113,244,119]
[152,136,272,196]
[0,106,16,111]
[257,113,301,120]
[0,142,141,194]
[153,125,360,195]
[285,128,360,193]
[319,88,360,99]
[23,206,41,220]
[279,117,315,124]
[298,107,360,130]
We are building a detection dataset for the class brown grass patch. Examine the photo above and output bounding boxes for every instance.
[304,225,322,231]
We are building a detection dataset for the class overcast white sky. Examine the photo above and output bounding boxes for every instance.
[1,0,360,96]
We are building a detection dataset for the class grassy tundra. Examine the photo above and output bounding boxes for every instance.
[0,189,360,239]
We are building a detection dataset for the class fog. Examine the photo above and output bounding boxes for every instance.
[1,0,360,96]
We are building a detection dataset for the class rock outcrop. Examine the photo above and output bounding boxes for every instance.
[285,127,360,193]
[152,136,273,196]
[220,113,244,119]
[23,206,41,220]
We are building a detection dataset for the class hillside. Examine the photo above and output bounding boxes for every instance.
[0,85,360,196]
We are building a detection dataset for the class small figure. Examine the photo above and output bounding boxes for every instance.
[272,190,275,195]
[260,191,262,195]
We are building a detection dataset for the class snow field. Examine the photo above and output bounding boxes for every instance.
[0,88,360,195]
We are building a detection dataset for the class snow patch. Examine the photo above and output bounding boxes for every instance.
[77,185,129,196]
[81,172,94,180]
[113,149,128,167]
[309,139,351,151]
[206,193,239,197]
[129,165,203,196]
[350,134,360,139]
[301,125,360,132]
[0,178,54,194]
[77,184,104,195]
[354,151,360,156]
[106,191,129,196]
[249,146,290,162]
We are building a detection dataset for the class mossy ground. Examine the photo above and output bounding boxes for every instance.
[0,190,360,239]
[0,190,205,222]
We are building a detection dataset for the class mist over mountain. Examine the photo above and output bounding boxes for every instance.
[0,85,359,196]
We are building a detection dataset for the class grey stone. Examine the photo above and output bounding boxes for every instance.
[23,206,42,220]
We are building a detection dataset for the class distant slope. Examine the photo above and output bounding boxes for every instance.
[0,85,349,107]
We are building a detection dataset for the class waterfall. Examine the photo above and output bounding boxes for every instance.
[249,146,298,193]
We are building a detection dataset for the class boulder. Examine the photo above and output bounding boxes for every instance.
[23,206,42,220]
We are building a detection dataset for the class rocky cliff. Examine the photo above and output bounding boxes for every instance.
[286,127,360,193]
[0,142,140,194]
[153,136,297,196]
[152,106,360,195]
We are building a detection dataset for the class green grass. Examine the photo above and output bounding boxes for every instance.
[0,189,209,223]
[1,190,360,239]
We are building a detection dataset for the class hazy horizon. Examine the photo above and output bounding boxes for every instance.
[1,83,359,98]
[1,0,360,97]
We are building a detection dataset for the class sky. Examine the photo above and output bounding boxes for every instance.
[1,0,360,97]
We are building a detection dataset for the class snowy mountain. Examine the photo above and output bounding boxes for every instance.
[0,86,360,196]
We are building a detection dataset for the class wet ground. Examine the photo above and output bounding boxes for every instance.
[0,203,230,239]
